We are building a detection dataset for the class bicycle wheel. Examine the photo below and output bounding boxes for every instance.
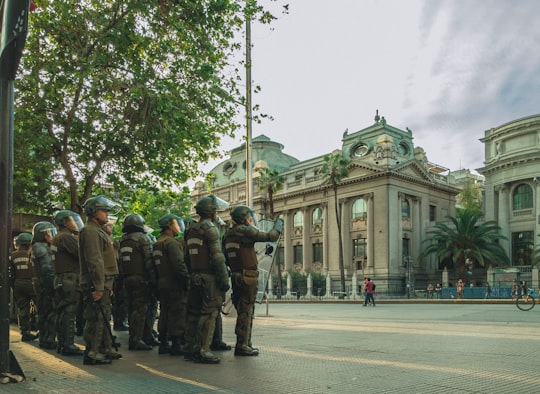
[515,295,535,311]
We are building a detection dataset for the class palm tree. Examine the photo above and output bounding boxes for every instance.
[419,209,509,278]
[320,151,349,297]
[258,167,285,296]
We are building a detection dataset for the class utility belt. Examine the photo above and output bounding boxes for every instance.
[232,269,258,278]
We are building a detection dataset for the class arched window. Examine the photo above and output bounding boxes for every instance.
[312,207,323,225]
[293,211,303,228]
[513,184,533,210]
[352,199,367,220]
[401,199,410,218]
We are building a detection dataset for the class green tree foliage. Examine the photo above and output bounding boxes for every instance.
[419,209,509,276]
[320,151,349,296]
[258,167,283,220]
[14,0,283,214]
[456,179,483,217]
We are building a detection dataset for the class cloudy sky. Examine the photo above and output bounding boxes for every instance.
[198,0,540,179]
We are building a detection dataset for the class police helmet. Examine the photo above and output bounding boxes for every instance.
[122,213,146,233]
[83,195,118,217]
[32,221,57,242]
[230,205,258,226]
[195,195,229,216]
[15,232,33,247]
[53,210,84,232]
[157,214,185,233]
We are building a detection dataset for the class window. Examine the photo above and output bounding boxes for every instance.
[513,184,533,210]
[352,199,367,220]
[512,231,533,266]
[353,238,366,258]
[429,205,436,222]
[401,199,410,218]
[312,243,323,263]
[293,245,303,264]
[293,211,303,228]
[312,207,323,225]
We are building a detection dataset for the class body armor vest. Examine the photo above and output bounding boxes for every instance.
[103,236,119,276]
[185,224,211,271]
[153,236,175,285]
[51,233,79,274]
[11,249,33,279]
[224,231,258,271]
[120,234,145,276]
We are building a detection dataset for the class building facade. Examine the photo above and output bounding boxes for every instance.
[191,113,463,294]
[478,114,540,269]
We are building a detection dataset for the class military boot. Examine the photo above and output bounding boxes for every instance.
[195,349,220,364]
[158,334,171,355]
[129,339,152,351]
[170,336,185,356]
[62,344,84,356]
[83,349,112,365]
[61,321,83,356]
[21,332,38,342]
[234,344,259,357]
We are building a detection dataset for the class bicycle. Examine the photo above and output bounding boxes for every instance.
[515,289,536,311]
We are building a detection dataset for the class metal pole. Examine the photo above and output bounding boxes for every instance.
[0,78,13,375]
[245,2,253,207]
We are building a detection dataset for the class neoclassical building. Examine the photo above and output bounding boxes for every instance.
[191,113,463,294]
[478,114,540,270]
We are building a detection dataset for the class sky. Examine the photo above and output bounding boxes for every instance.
[197,0,540,180]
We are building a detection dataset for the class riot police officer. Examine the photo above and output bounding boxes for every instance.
[153,214,189,356]
[119,214,155,351]
[223,205,283,356]
[184,195,230,364]
[51,210,84,356]
[79,195,121,365]
[31,221,58,349]
[10,233,38,342]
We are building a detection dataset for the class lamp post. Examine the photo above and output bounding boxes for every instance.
[404,255,413,298]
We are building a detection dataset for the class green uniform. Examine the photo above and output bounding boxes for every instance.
[120,231,155,349]
[10,247,37,340]
[153,233,189,354]
[31,241,57,348]
[79,221,119,361]
[184,218,229,363]
[51,228,83,355]
[223,221,281,354]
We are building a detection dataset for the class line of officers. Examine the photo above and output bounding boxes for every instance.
[9,194,283,365]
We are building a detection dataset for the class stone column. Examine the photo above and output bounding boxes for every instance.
[340,197,351,276]
[367,193,374,273]
[307,273,313,300]
[267,275,274,299]
[283,211,293,272]
[497,186,511,258]
[351,272,358,300]
[325,271,332,299]
[302,207,311,271]
[286,273,292,298]
[322,203,329,273]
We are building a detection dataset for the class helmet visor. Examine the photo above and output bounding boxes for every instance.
[212,196,229,212]
[66,214,84,232]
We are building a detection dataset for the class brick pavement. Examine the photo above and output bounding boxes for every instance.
[2,300,540,394]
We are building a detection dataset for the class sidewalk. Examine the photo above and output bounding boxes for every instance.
[3,301,539,393]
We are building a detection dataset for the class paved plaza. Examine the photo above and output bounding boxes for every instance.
[3,300,540,393]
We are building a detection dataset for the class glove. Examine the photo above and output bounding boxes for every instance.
[274,218,284,234]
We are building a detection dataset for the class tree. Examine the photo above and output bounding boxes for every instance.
[13,1,284,214]
[456,179,483,217]
[258,167,284,295]
[419,209,509,278]
[320,151,349,297]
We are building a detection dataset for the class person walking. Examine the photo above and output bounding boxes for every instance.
[31,221,58,349]
[152,214,189,356]
[119,214,156,351]
[50,210,84,356]
[222,205,283,356]
[363,277,376,307]
[10,233,38,342]
[184,195,230,364]
[79,195,121,365]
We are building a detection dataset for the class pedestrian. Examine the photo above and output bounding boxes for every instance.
[79,195,121,365]
[363,277,375,307]
[10,233,38,342]
[435,283,442,299]
[222,205,283,356]
[184,195,230,364]
[456,279,464,299]
[152,214,189,356]
[31,221,58,349]
[426,283,434,299]
[50,210,85,356]
[119,214,156,351]
[511,279,518,300]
